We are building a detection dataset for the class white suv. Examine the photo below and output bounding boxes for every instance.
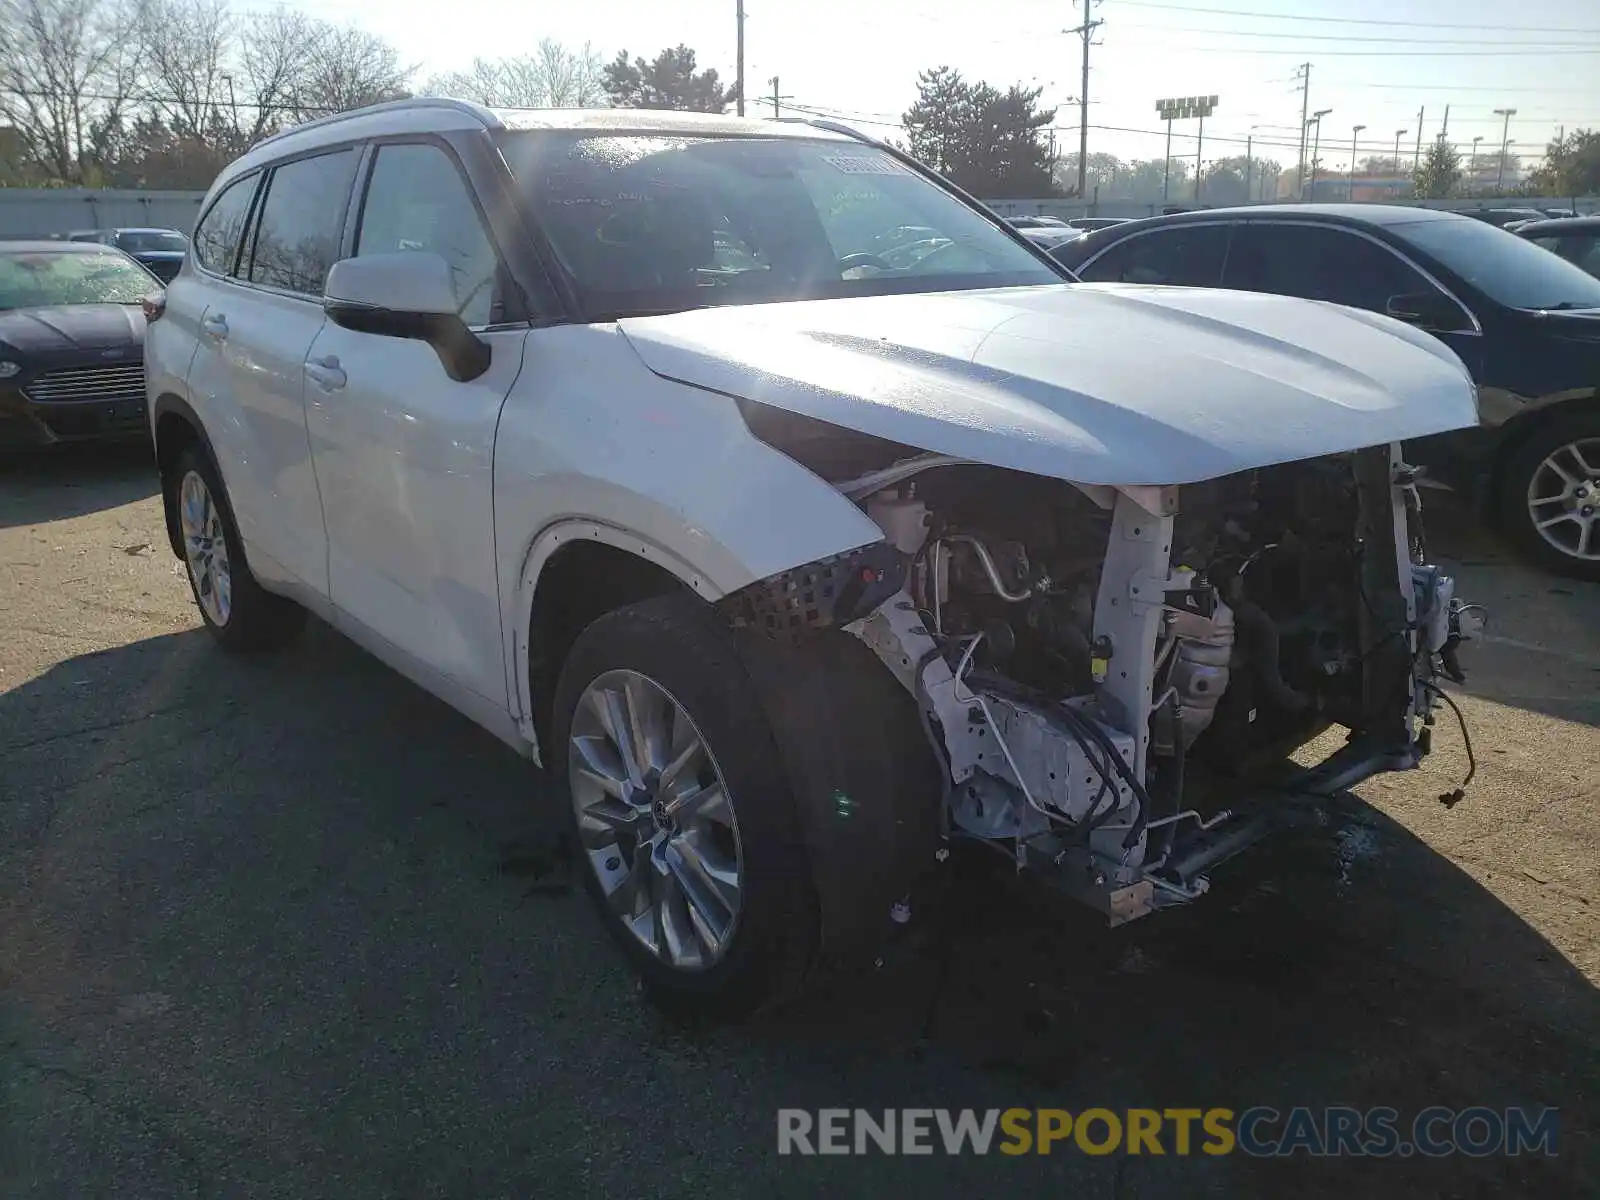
[147,99,1484,1016]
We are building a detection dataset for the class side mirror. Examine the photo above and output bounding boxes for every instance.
[1386,291,1465,333]
[323,252,491,383]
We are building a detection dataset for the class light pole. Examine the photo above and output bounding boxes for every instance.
[1155,95,1217,207]
[1305,108,1331,200]
[1494,107,1516,192]
[1245,123,1270,202]
[1349,124,1365,199]
[1393,128,1407,187]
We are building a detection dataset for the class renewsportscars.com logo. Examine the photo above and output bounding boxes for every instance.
[776,1107,1560,1158]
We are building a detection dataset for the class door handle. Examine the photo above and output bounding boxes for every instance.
[304,355,347,392]
[201,313,228,339]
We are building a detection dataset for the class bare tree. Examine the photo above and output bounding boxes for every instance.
[424,40,605,109]
[536,39,604,107]
[136,0,232,138]
[234,8,319,141]
[289,23,411,119]
[0,0,142,183]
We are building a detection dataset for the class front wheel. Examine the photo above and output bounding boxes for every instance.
[551,593,817,1019]
[1496,411,1600,581]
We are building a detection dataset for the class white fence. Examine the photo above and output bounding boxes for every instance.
[0,189,207,239]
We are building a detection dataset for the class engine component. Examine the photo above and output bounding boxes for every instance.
[943,534,1037,601]
[1228,590,1312,713]
[1165,597,1236,749]
[973,691,1135,824]
[866,488,931,555]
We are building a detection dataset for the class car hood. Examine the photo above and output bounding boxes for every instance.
[619,284,1480,486]
[0,304,146,355]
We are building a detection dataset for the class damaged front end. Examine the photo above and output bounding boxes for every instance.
[723,443,1484,929]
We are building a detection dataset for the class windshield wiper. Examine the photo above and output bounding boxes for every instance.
[1537,301,1600,311]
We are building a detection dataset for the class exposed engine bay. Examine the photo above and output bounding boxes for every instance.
[807,447,1486,923]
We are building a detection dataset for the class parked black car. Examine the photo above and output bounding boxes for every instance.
[0,241,159,447]
[1052,204,1600,579]
[1517,216,1600,280]
[66,227,189,283]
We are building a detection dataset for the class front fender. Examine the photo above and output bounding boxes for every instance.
[492,325,890,745]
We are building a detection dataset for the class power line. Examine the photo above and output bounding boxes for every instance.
[1106,0,1600,35]
[1118,23,1600,45]
[1131,44,1600,57]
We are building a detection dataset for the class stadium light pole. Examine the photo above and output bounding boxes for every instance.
[1349,124,1366,199]
[1494,108,1517,192]
[1304,108,1331,200]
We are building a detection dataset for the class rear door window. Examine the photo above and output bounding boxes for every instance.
[193,173,259,275]
[1223,223,1434,312]
[247,150,359,296]
[1077,225,1229,286]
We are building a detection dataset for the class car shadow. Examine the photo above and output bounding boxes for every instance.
[0,442,159,529]
[3,621,1595,1197]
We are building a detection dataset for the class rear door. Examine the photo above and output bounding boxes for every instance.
[1221,220,1483,378]
[304,138,527,707]
[210,147,359,596]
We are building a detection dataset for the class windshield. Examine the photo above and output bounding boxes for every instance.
[498,132,1059,318]
[115,230,187,254]
[0,249,157,310]
[1391,217,1600,311]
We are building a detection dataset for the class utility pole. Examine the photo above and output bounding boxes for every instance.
[1245,133,1252,203]
[1349,124,1365,200]
[1494,107,1516,192]
[1293,62,1311,200]
[769,76,780,119]
[1194,110,1205,202]
[1069,0,1103,199]
[735,0,746,116]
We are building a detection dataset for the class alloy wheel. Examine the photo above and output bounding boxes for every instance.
[179,469,232,626]
[1526,436,1600,563]
[568,669,745,971]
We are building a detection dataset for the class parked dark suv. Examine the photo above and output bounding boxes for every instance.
[1053,205,1600,579]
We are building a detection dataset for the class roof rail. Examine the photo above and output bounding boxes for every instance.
[252,96,502,150]
[773,115,876,145]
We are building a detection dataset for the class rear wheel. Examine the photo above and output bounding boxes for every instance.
[551,593,817,1019]
[1497,411,1600,581]
[170,444,305,651]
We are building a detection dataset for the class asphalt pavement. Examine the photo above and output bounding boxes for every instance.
[2,446,1596,1198]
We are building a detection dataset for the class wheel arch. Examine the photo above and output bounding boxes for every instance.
[514,522,716,764]
[151,393,218,560]
[1485,390,1600,509]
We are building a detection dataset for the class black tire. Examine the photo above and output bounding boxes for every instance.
[169,443,305,652]
[1495,409,1600,582]
[551,593,818,1020]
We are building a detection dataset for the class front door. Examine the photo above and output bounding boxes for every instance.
[305,140,526,707]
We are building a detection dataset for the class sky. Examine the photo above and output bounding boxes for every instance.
[268,0,1600,173]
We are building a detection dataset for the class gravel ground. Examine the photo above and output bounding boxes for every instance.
[2,445,1596,1198]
